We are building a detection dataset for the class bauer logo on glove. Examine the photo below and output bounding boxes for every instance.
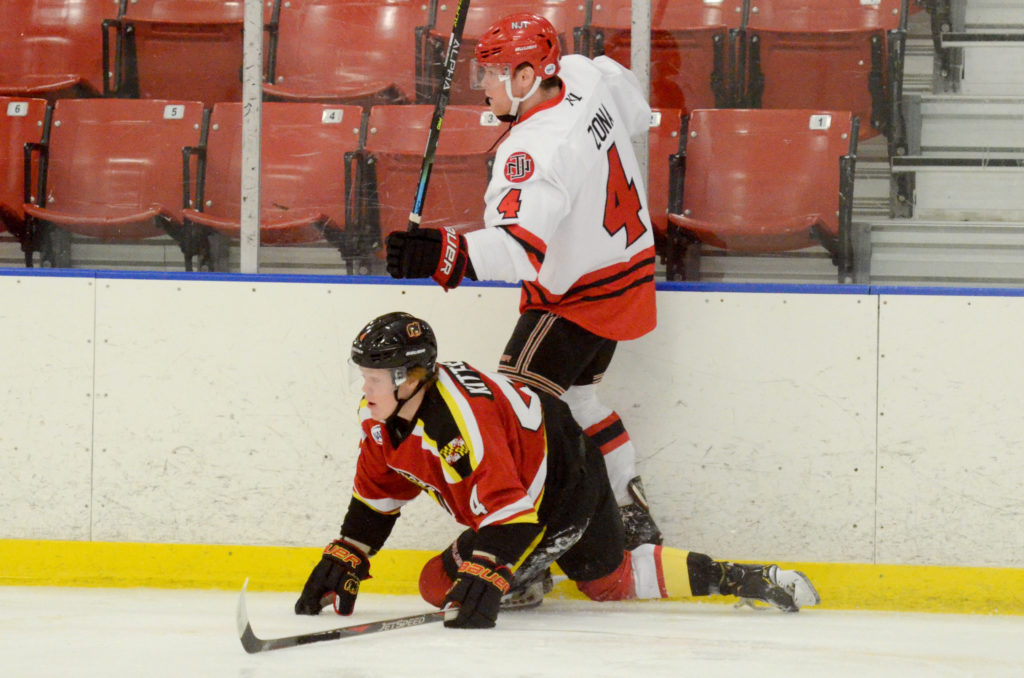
[294,538,371,616]
[385,227,475,291]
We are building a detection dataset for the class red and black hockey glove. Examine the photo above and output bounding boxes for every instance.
[385,227,473,290]
[442,555,512,629]
[294,539,371,616]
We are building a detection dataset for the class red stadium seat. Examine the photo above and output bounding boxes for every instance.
[579,0,747,110]
[0,97,49,262]
[667,108,858,278]
[647,108,685,253]
[360,105,505,254]
[423,0,588,105]
[105,0,244,105]
[182,102,363,269]
[0,0,112,101]
[22,98,205,266]
[264,0,428,105]
[744,0,907,140]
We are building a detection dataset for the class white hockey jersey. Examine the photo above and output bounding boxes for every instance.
[464,54,657,341]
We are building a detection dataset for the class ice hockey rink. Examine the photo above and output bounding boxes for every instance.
[1,587,1022,678]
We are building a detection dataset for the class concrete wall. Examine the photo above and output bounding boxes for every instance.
[2,272,1023,568]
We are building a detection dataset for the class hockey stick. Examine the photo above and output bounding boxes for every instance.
[236,579,444,654]
[408,0,472,231]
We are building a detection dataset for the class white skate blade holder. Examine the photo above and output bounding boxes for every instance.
[736,569,821,612]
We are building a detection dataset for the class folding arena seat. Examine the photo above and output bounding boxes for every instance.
[22,98,205,266]
[422,0,588,105]
[359,105,504,252]
[667,109,858,279]
[647,108,685,254]
[743,0,907,141]
[181,102,363,270]
[0,0,112,101]
[264,0,428,105]
[103,0,244,105]
[0,98,48,254]
[577,0,747,110]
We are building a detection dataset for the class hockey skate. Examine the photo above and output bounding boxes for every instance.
[619,476,663,550]
[717,563,820,612]
[500,568,554,611]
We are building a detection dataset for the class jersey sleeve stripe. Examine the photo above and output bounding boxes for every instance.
[499,223,546,269]
[478,496,539,528]
[352,489,408,515]
[511,526,547,572]
[479,454,547,529]
[436,369,486,467]
[419,428,467,484]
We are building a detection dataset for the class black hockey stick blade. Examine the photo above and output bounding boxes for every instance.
[236,579,445,654]
[408,0,471,230]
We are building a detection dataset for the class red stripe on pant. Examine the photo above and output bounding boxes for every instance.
[575,551,636,601]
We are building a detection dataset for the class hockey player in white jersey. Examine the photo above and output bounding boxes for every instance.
[386,13,662,554]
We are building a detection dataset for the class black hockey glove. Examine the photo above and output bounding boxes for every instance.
[385,227,473,290]
[294,539,371,616]
[442,555,512,629]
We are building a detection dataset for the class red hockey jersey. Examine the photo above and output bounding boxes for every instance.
[352,362,549,533]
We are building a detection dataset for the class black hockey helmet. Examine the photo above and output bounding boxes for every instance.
[350,311,437,382]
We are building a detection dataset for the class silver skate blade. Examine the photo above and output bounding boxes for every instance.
[734,598,770,611]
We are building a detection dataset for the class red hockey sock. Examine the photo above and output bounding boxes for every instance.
[584,412,631,457]
[584,411,637,504]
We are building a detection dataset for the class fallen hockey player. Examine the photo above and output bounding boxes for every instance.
[294,312,820,629]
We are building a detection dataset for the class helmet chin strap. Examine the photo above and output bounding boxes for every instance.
[383,378,429,445]
[390,378,427,417]
[504,75,542,120]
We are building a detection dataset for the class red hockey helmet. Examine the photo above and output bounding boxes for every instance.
[470,12,561,90]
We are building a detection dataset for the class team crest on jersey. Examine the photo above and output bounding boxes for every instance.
[371,424,383,444]
[440,436,474,479]
[441,436,469,465]
[504,151,534,183]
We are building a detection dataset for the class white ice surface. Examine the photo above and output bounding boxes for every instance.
[1,587,1023,677]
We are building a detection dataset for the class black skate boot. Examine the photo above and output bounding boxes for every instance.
[716,562,821,612]
[619,476,663,550]
[500,568,554,611]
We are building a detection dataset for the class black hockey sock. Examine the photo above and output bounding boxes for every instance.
[684,551,720,596]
